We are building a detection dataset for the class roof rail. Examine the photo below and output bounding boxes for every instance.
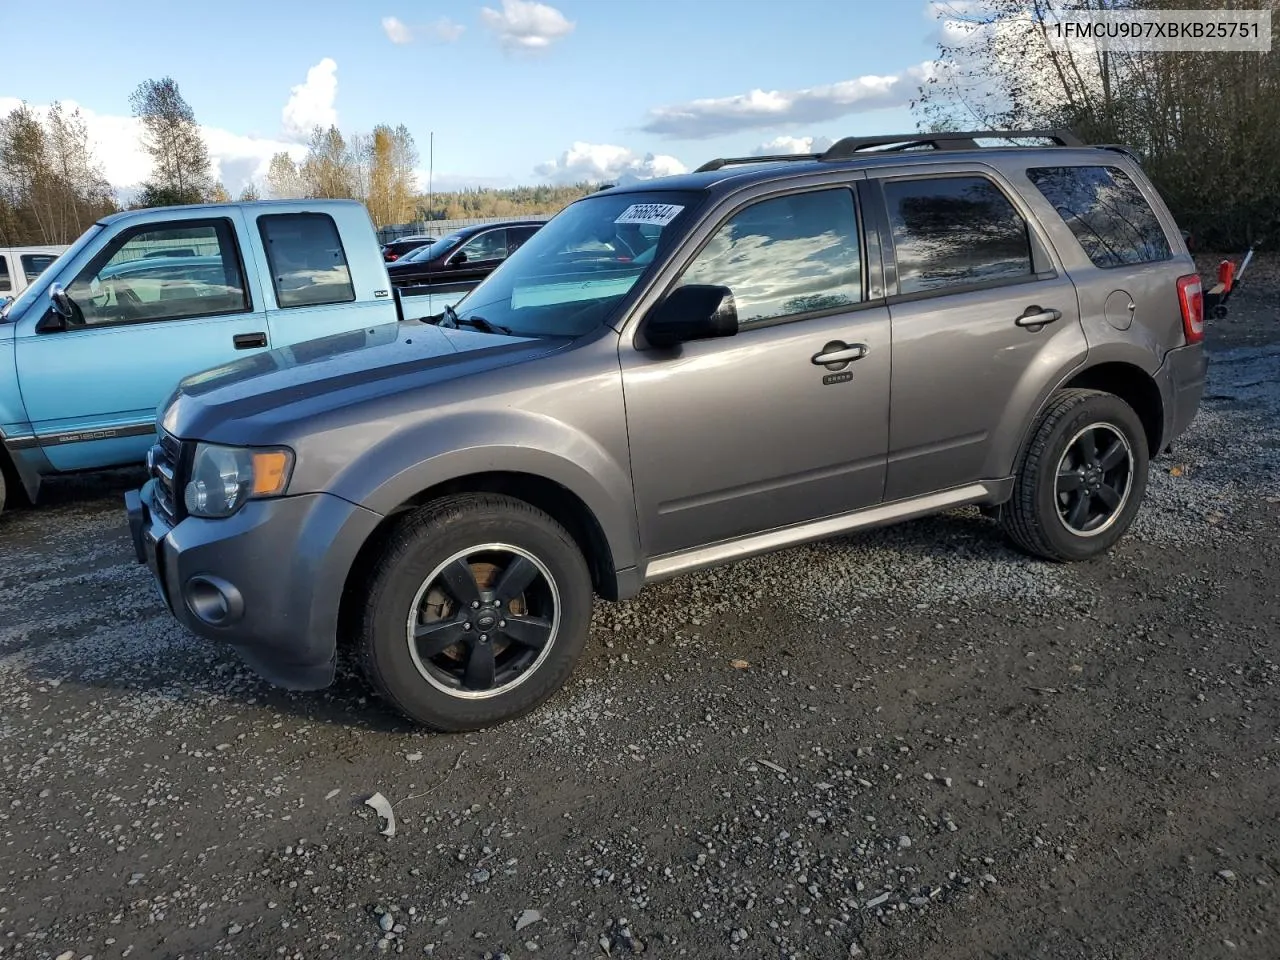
[694,153,822,174]
[693,130,1087,175]
[819,128,1084,160]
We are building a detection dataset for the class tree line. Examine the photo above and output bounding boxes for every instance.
[914,0,1280,250]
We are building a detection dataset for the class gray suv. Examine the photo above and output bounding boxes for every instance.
[124,129,1207,731]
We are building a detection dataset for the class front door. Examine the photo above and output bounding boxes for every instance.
[14,215,269,471]
[621,184,891,558]
[869,168,1087,501]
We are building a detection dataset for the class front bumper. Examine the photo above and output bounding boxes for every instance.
[125,480,383,690]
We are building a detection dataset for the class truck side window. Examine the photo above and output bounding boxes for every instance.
[258,213,356,308]
[0,255,10,293]
[21,254,57,282]
[64,220,249,327]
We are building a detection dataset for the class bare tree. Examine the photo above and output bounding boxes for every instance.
[265,152,306,199]
[301,125,355,199]
[130,76,214,207]
[914,0,1280,247]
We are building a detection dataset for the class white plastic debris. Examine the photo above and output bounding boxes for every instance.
[325,789,340,801]
[515,909,542,932]
[364,792,396,837]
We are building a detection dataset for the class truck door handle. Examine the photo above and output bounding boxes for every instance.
[811,342,868,366]
[1015,307,1062,328]
[233,332,268,350]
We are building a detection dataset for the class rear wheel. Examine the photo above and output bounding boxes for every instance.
[358,493,593,731]
[1000,388,1149,561]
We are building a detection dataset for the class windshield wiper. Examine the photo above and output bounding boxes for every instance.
[445,303,514,336]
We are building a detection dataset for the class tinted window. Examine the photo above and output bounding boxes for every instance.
[21,254,56,282]
[0,255,9,293]
[65,220,248,327]
[457,228,509,264]
[508,225,540,252]
[884,176,1033,295]
[258,213,356,308]
[1026,165,1171,267]
[677,188,863,328]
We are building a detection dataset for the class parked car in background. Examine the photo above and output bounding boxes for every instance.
[0,245,70,303]
[386,219,545,316]
[125,128,1205,732]
[381,235,436,262]
[0,199,402,516]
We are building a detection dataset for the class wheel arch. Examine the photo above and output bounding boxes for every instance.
[338,470,630,652]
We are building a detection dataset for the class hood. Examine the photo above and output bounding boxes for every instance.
[160,320,565,442]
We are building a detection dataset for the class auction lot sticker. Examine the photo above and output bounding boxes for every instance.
[614,203,684,226]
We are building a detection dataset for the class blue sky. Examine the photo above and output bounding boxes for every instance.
[0,0,950,195]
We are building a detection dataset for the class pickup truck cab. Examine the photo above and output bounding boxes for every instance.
[0,198,398,514]
[0,245,68,302]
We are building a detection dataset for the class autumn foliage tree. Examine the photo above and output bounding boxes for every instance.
[0,101,115,245]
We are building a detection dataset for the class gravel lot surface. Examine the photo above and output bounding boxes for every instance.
[2,262,1278,960]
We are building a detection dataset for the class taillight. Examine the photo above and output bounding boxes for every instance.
[1176,274,1204,343]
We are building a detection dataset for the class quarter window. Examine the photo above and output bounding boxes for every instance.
[65,220,249,327]
[884,175,1034,295]
[676,188,863,328]
[258,212,356,308]
[1026,165,1172,268]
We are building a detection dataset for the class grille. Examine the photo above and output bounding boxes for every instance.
[148,430,184,524]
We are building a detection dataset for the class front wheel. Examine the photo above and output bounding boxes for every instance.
[357,493,594,731]
[1000,388,1150,561]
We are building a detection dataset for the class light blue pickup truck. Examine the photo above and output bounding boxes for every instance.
[0,199,403,515]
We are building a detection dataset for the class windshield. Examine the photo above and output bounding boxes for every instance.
[404,233,459,262]
[447,190,702,338]
[0,224,105,322]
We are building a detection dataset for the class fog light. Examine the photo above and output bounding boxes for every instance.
[185,575,245,626]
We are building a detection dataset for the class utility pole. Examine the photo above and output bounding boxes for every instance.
[428,131,434,225]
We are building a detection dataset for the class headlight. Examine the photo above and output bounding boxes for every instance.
[183,443,294,518]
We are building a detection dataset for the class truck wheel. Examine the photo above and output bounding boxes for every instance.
[0,467,6,517]
[1000,388,1149,562]
[358,493,593,731]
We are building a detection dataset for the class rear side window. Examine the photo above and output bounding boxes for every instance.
[0,255,10,293]
[21,254,56,282]
[677,187,863,328]
[258,213,356,308]
[884,175,1033,295]
[1026,165,1171,268]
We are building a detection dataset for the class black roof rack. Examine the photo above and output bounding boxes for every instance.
[694,129,1085,174]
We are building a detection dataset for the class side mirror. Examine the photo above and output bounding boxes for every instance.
[448,251,468,266]
[641,284,738,349]
[36,283,73,333]
[50,282,74,319]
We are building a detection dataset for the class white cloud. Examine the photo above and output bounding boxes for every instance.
[752,135,835,156]
[382,15,465,44]
[480,0,575,52]
[382,16,413,44]
[282,57,338,142]
[642,64,935,139]
[534,142,686,185]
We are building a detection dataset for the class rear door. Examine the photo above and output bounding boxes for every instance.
[867,164,1087,501]
[13,213,270,470]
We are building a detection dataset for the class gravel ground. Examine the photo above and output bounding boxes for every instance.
[1,263,1278,960]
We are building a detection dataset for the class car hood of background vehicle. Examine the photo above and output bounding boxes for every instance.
[160,321,562,442]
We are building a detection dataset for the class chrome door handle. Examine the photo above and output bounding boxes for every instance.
[811,343,868,365]
[1015,307,1062,328]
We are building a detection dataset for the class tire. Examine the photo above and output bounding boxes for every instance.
[0,466,6,518]
[357,493,594,731]
[1000,388,1150,562]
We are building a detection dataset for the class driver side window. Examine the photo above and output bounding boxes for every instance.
[66,220,248,327]
[457,228,509,264]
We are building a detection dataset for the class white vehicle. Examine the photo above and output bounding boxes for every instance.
[0,245,70,302]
